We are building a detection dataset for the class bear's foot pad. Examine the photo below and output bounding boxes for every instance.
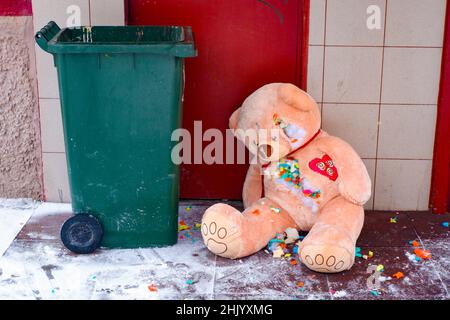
[201,204,243,259]
[300,244,353,273]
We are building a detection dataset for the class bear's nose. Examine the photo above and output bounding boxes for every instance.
[258,144,273,160]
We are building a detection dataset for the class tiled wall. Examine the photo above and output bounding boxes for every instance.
[32,0,125,202]
[308,0,446,210]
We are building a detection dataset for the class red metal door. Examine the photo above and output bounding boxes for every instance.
[128,0,308,199]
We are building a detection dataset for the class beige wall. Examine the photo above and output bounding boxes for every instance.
[0,16,42,200]
[308,0,446,210]
[32,0,125,202]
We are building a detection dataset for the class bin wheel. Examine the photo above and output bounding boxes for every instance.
[60,214,103,254]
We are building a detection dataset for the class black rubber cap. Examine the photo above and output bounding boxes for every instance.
[60,214,103,254]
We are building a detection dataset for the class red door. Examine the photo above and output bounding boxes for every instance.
[128,0,308,199]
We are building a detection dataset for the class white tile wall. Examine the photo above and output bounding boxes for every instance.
[322,104,379,158]
[308,0,446,211]
[326,0,385,46]
[362,158,376,210]
[309,0,326,45]
[39,99,65,153]
[307,45,324,103]
[378,105,437,159]
[323,46,383,103]
[381,47,443,104]
[374,159,432,210]
[42,153,71,203]
[385,0,447,47]
[32,0,125,202]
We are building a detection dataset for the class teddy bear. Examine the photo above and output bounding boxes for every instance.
[201,83,371,273]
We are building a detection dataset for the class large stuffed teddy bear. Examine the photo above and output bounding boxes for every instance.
[201,83,371,273]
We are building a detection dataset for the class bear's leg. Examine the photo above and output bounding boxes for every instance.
[201,198,297,259]
[298,196,364,273]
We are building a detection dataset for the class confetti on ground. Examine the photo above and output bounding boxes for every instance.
[392,272,404,279]
[355,247,374,259]
[442,222,449,228]
[285,228,300,244]
[194,223,202,230]
[414,248,432,260]
[296,281,304,288]
[186,206,191,212]
[267,228,302,261]
[147,284,158,292]
[376,264,384,272]
[410,240,420,247]
[290,259,298,266]
[186,280,193,285]
[390,217,398,223]
[370,290,380,296]
[178,220,190,231]
[332,290,347,298]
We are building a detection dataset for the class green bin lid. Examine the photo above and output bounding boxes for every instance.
[35,21,197,57]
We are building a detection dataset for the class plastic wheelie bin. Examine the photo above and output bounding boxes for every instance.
[35,21,197,253]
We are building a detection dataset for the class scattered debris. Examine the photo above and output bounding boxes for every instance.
[272,247,284,258]
[296,281,304,288]
[370,290,380,296]
[332,290,347,298]
[390,217,398,223]
[186,279,193,285]
[355,247,374,260]
[409,240,420,247]
[186,206,191,212]
[194,223,202,230]
[413,248,432,260]
[376,264,384,272]
[267,228,302,261]
[178,220,190,231]
[392,272,404,279]
[147,284,158,292]
[285,228,300,244]
[442,222,449,228]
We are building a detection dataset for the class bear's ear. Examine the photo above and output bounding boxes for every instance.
[229,107,241,130]
[278,83,317,113]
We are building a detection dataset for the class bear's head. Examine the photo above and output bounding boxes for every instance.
[229,83,321,163]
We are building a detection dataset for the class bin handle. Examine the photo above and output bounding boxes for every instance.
[35,21,61,52]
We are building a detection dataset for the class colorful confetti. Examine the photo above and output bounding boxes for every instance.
[147,284,158,292]
[178,220,190,231]
[414,248,432,260]
[392,272,405,279]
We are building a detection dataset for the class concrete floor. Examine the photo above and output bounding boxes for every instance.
[0,200,449,300]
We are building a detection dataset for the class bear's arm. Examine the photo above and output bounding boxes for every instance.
[243,164,263,209]
[316,135,372,206]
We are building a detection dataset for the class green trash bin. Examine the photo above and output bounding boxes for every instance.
[35,21,197,253]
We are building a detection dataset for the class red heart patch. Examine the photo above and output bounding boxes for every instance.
[309,154,338,181]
